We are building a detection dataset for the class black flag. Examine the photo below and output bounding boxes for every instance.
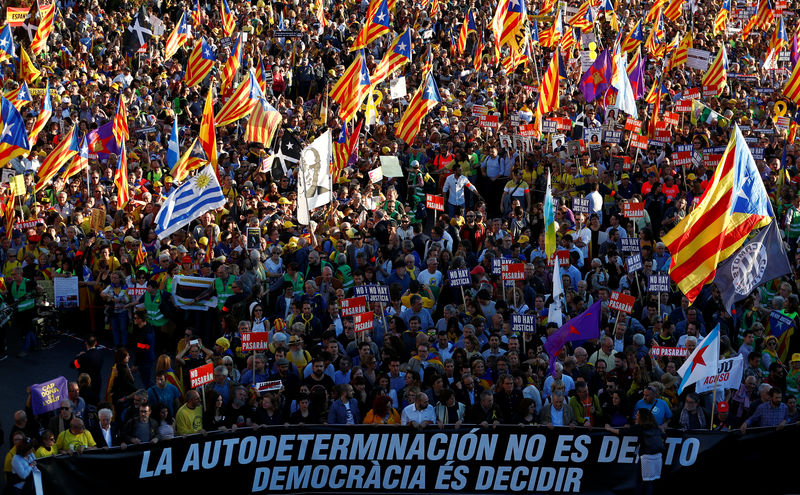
[123,7,153,56]
[271,131,301,180]
[713,220,792,314]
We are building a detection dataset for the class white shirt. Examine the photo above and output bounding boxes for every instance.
[101,425,112,447]
[442,174,476,206]
[401,403,436,425]
[417,269,442,289]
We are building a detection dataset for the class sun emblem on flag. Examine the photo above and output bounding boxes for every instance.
[195,172,212,190]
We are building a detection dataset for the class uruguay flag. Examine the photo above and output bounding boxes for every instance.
[166,119,180,171]
[677,325,720,394]
[154,164,226,239]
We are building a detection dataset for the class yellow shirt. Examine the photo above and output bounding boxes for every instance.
[35,446,56,458]
[175,403,203,436]
[55,429,96,452]
[401,293,435,309]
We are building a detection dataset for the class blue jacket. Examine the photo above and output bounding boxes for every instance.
[327,398,360,424]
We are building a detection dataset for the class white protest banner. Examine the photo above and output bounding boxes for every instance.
[696,355,744,393]
[54,276,79,309]
[379,156,403,177]
[686,49,711,71]
[390,77,407,99]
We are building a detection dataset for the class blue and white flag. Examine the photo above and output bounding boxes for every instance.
[677,324,720,395]
[154,164,226,239]
[166,118,180,171]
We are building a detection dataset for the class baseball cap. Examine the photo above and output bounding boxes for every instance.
[470,266,485,275]
[717,401,729,413]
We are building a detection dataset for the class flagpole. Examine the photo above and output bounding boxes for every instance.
[709,375,719,429]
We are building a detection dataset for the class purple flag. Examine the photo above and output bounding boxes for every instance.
[792,31,799,67]
[31,376,68,415]
[87,121,120,158]
[544,301,601,374]
[578,50,612,102]
[628,56,645,100]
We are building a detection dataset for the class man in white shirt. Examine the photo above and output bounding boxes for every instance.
[442,163,480,217]
[401,393,436,428]
[417,257,442,290]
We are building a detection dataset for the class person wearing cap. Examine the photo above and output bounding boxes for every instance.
[16,234,41,263]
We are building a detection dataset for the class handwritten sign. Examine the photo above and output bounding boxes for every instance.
[609,291,636,314]
[449,268,472,287]
[354,312,374,333]
[341,296,368,316]
[241,332,270,352]
[511,314,537,333]
[426,194,445,211]
[622,202,645,218]
[31,376,68,415]
[189,363,214,389]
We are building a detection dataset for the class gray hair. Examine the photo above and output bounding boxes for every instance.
[214,365,228,377]
[633,334,645,346]
[98,408,113,420]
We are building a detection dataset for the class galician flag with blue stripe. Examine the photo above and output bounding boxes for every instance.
[154,164,226,239]
[677,324,720,394]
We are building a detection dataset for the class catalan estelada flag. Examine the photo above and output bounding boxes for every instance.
[0,25,15,62]
[458,9,478,54]
[217,70,259,125]
[702,43,727,96]
[19,47,40,85]
[395,72,440,144]
[329,52,371,123]
[30,3,55,56]
[245,77,282,148]
[35,124,79,192]
[713,0,730,35]
[645,0,667,23]
[568,1,592,31]
[769,15,789,55]
[221,0,236,37]
[221,33,243,97]
[115,142,130,209]
[351,0,391,51]
[497,0,527,51]
[164,12,189,60]
[621,19,643,53]
[184,38,216,88]
[0,97,30,168]
[474,29,484,72]
[331,121,362,183]
[62,135,89,182]
[112,96,129,147]
[28,79,52,148]
[5,83,31,112]
[199,85,218,174]
[170,137,207,182]
[662,125,773,303]
[370,28,411,86]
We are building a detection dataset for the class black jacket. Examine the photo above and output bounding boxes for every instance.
[90,422,121,448]
[122,417,159,444]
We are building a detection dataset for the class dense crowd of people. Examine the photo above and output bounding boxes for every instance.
[2,0,800,491]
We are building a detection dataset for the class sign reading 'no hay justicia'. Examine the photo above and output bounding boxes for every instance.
[36,425,798,494]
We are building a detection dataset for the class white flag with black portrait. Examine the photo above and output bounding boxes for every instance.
[297,130,332,225]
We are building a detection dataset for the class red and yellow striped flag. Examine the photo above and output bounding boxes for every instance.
[170,138,208,182]
[742,0,772,37]
[783,55,800,105]
[184,38,216,88]
[221,33,243,98]
[370,28,412,86]
[28,80,52,148]
[535,48,560,117]
[395,72,441,144]
[30,3,55,56]
[136,242,147,267]
[713,0,730,35]
[702,43,727,96]
[216,71,258,126]
[662,126,772,303]
[245,99,282,148]
[332,121,362,183]
[199,85,218,174]
[112,96,129,147]
[221,0,236,37]
[115,142,130,209]
[663,0,684,21]
[351,0,391,51]
[4,193,15,240]
[35,125,79,192]
[645,0,667,23]
[329,53,372,123]
[164,12,189,61]
[668,32,692,70]
[19,48,41,85]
